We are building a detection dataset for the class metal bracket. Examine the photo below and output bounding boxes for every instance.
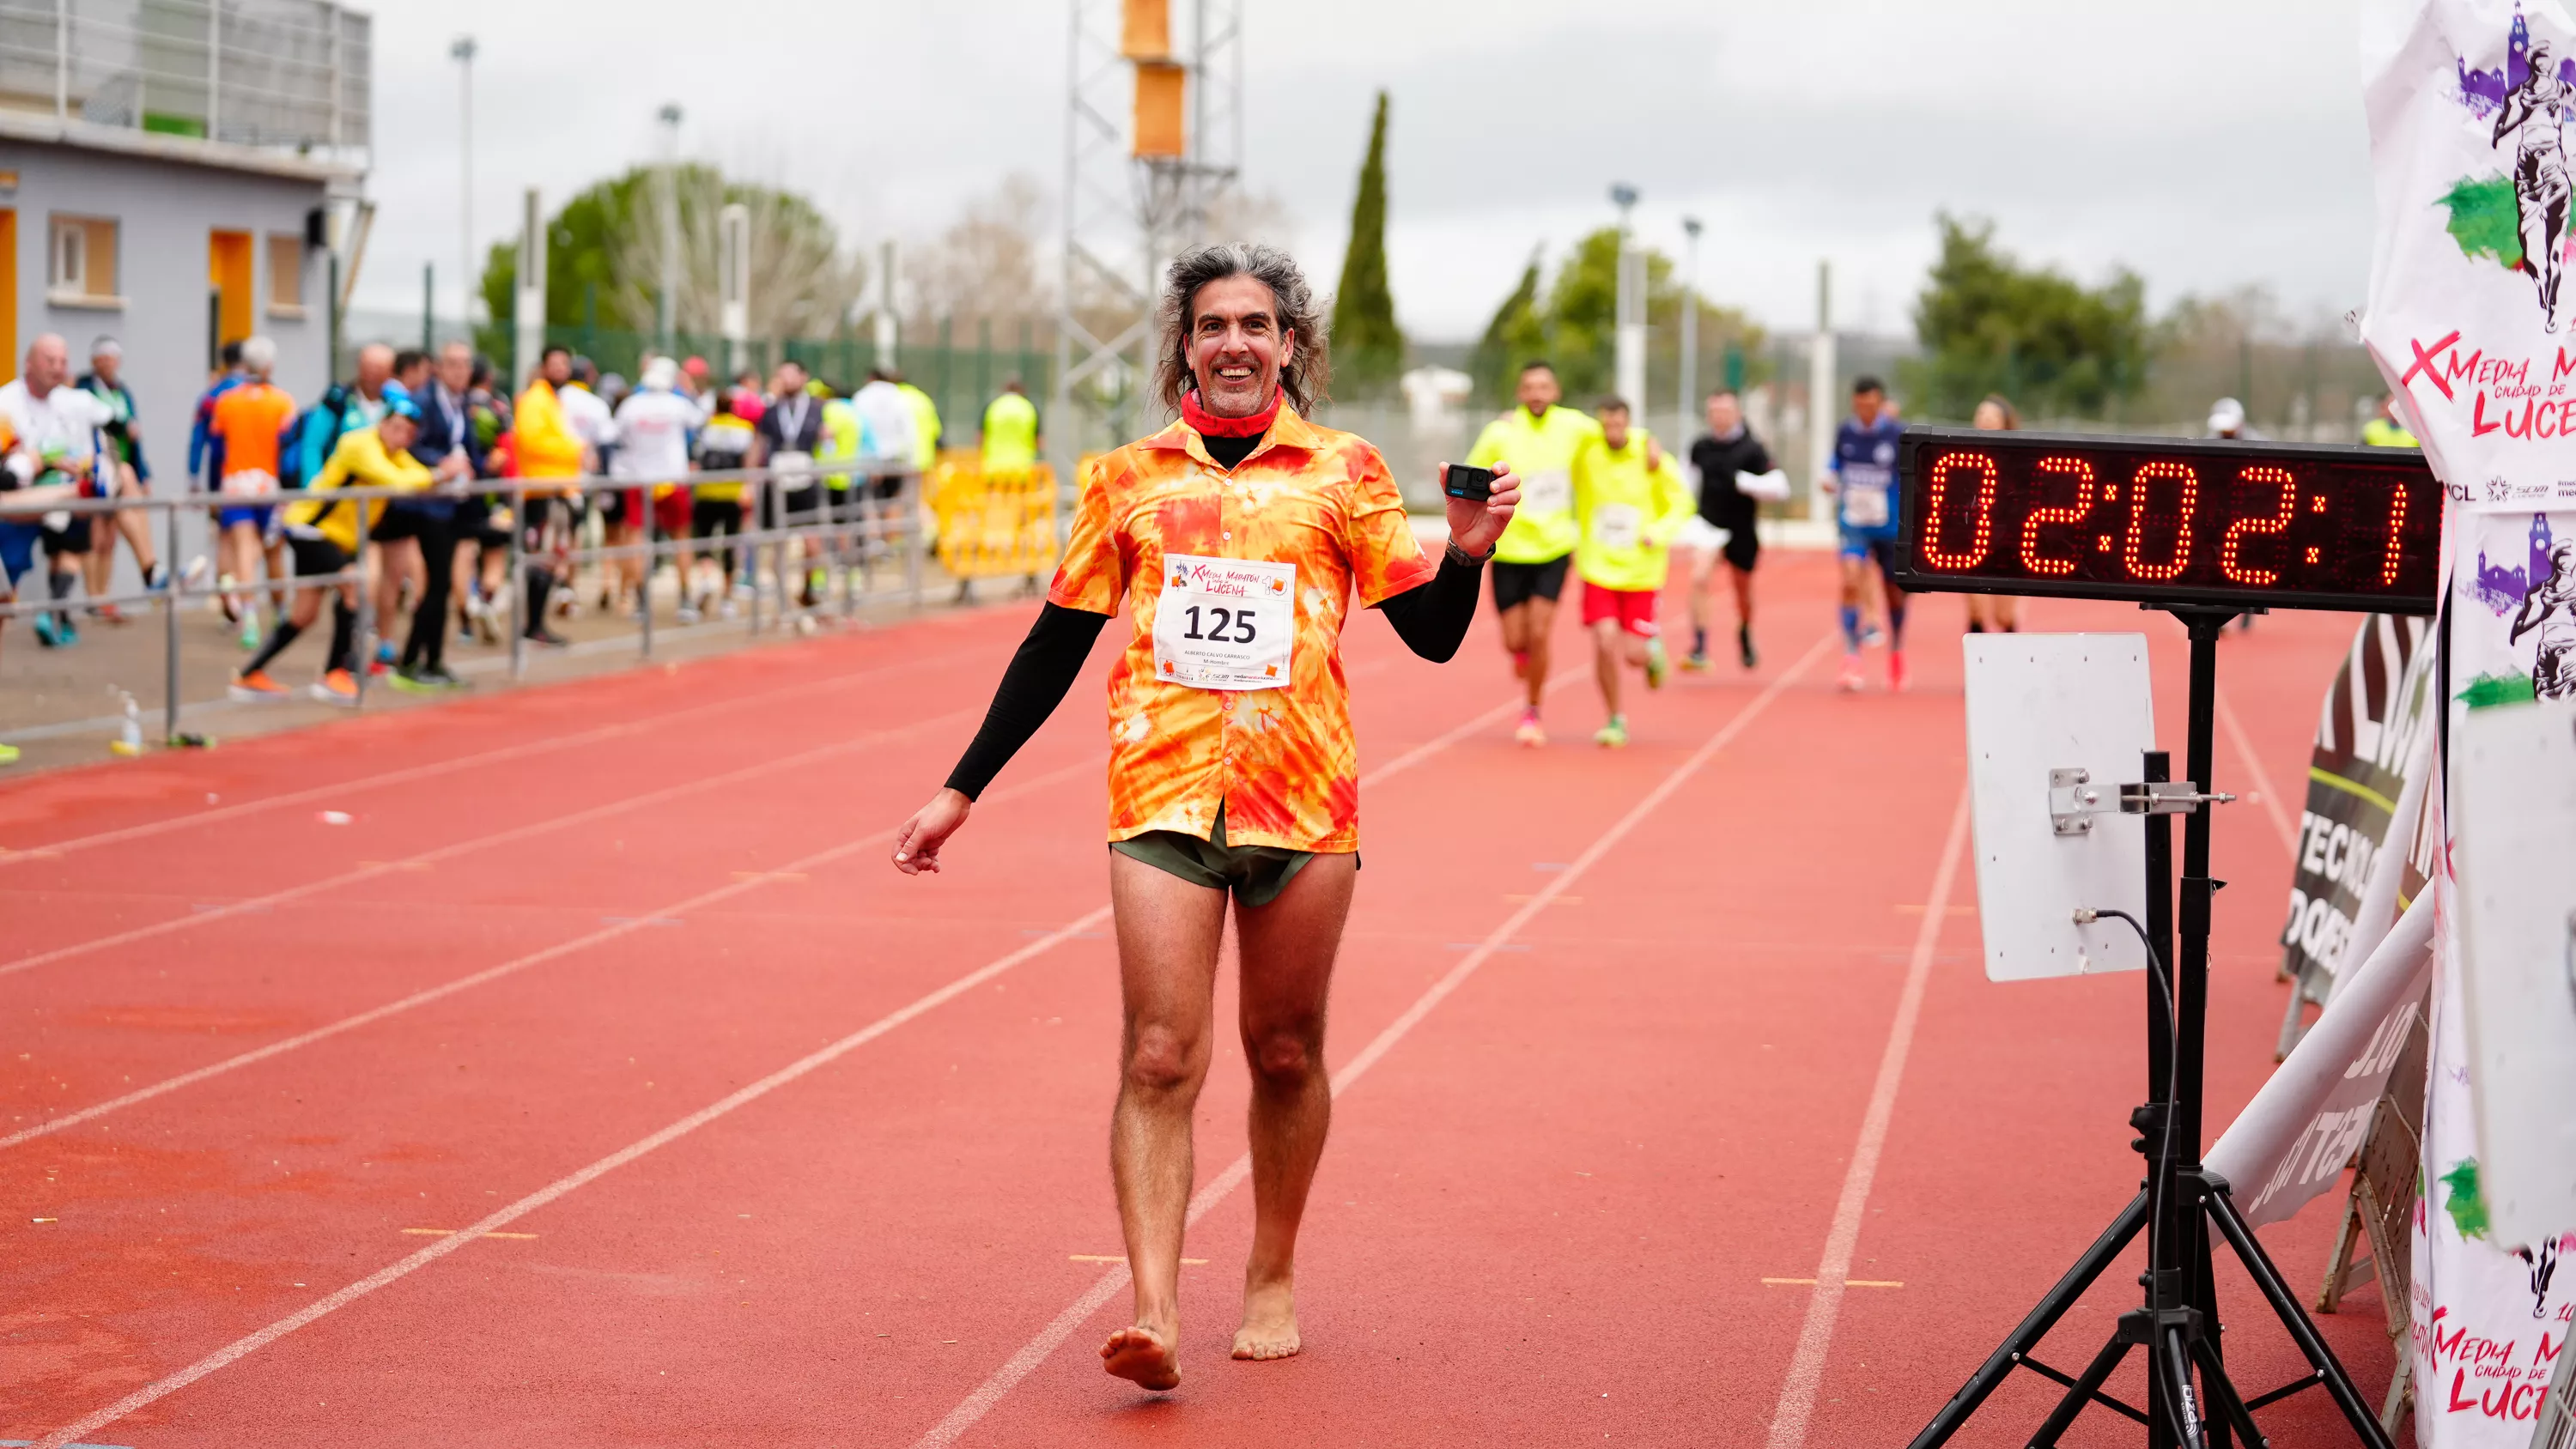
[2049,767,2112,836]
[2120,780,2238,815]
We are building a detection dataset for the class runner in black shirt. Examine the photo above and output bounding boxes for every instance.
[1680,390,1772,670]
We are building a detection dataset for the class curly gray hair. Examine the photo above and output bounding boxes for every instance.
[1151,243,1331,416]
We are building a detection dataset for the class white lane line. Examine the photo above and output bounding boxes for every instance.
[2215,688,2300,859]
[0,629,993,868]
[1762,787,1971,1449]
[24,905,1119,1449]
[0,749,1070,1154]
[0,708,974,979]
[24,676,1545,1445]
[909,632,1836,1449]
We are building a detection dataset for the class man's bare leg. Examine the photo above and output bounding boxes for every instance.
[1103,853,1227,1390]
[1521,596,1557,705]
[1230,852,1356,1361]
[1592,617,1624,718]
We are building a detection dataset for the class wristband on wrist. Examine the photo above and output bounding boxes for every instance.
[1444,537,1492,567]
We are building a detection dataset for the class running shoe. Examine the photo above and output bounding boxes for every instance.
[312,669,360,706]
[0,742,17,766]
[676,603,702,625]
[216,573,241,623]
[1838,654,1866,692]
[1594,716,1629,749]
[180,555,212,591]
[1682,651,1712,673]
[374,640,398,667]
[1739,626,1759,670]
[524,625,572,649]
[1514,707,1546,748]
[31,613,68,648]
[238,616,263,652]
[90,603,127,624]
[228,669,289,701]
[1887,650,1910,694]
[388,664,467,694]
[1861,622,1886,649]
[1644,637,1669,690]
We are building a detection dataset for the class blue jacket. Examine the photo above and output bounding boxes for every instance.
[395,379,483,518]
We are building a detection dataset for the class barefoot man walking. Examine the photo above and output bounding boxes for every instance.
[892,243,1517,1391]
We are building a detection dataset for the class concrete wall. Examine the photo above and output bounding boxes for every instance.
[1,138,332,491]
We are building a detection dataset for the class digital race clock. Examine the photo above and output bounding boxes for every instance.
[1893,428,2441,615]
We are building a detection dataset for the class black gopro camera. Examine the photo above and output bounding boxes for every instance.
[1442,464,1497,501]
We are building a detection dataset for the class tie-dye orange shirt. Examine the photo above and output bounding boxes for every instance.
[1048,403,1436,852]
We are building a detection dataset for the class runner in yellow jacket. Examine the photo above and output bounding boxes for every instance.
[1465,361,1598,745]
[233,392,434,705]
[1571,397,1692,749]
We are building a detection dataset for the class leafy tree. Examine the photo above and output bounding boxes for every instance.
[1330,90,1405,397]
[478,164,863,364]
[1470,250,1546,403]
[1468,230,1768,418]
[1907,214,2146,421]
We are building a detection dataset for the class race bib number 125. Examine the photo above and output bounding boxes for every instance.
[1154,554,1296,691]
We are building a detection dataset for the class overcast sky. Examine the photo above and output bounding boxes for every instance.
[356,0,2378,343]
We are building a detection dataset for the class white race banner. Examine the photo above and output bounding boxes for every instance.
[2362,3,2576,1440]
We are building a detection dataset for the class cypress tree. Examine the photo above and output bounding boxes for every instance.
[1331,91,1406,397]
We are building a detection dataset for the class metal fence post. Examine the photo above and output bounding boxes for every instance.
[161,500,181,742]
[638,506,654,659]
[904,472,923,612]
[507,482,526,679]
[745,472,762,637]
[350,496,374,704]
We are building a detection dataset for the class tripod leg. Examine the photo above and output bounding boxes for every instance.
[2197,1216,2232,1449]
[1905,1191,2149,1449]
[2027,1331,2136,1448]
[2156,1316,2210,1448]
[2202,1185,2399,1449]
[2193,1337,2269,1449]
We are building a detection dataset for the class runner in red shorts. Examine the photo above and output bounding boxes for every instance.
[1571,397,1692,748]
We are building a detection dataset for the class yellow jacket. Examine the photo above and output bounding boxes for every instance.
[1571,430,1692,592]
[1466,404,1599,565]
[286,426,434,553]
[513,379,586,487]
[897,383,941,470]
[981,391,1040,471]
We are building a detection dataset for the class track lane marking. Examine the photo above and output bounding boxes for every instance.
[21,675,1563,1446]
[0,709,975,979]
[908,633,1836,1449]
[0,621,1018,867]
[0,749,1079,1153]
[2215,687,2299,858]
[1761,787,1971,1449]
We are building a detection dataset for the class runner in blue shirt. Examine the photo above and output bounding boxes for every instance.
[1828,375,1910,692]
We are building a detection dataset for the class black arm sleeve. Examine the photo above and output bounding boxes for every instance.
[943,603,1112,800]
[1374,550,1484,664]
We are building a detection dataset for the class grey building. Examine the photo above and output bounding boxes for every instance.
[0,0,371,498]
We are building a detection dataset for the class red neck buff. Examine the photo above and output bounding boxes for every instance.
[1181,385,1281,438]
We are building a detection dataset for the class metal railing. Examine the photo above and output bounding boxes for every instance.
[0,461,926,743]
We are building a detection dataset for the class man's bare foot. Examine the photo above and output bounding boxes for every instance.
[1100,1324,1181,1391]
[1231,1279,1301,1361]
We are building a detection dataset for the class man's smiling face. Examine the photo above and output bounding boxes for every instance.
[1187,275,1292,419]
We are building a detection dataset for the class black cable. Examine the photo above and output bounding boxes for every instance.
[2080,905,2185,1320]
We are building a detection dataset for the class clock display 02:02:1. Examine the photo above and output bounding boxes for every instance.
[1893,429,2442,614]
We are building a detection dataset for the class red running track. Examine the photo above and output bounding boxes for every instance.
[1,553,2399,1447]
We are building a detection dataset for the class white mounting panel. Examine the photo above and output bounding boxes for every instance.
[1964,634,2154,982]
[2451,694,2576,1251]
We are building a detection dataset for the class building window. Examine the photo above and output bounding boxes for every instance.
[48,215,120,306]
[267,233,306,318]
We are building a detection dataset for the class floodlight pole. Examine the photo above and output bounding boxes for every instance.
[1678,215,1702,439]
[1907,604,2397,1449]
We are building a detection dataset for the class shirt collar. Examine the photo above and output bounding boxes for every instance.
[1144,399,1321,468]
